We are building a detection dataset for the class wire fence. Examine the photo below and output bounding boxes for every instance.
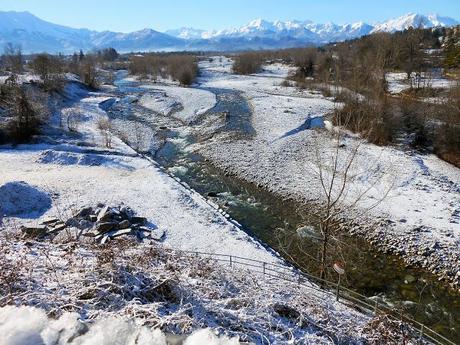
[171,249,455,345]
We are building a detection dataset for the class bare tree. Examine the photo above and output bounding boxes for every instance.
[29,53,65,91]
[3,43,23,73]
[79,55,99,88]
[313,118,394,280]
[97,117,113,148]
[1,84,49,142]
[277,115,394,282]
[396,28,426,83]
[62,108,82,132]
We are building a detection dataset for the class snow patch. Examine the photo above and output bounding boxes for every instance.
[140,85,216,123]
[0,306,240,345]
[184,329,239,345]
[0,181,51,218]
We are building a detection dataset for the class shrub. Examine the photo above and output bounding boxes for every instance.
[332,96,398,145]
[0,84,46,143]
[29,53,65,92]
[232,52,263,75]
[128,53,197,85]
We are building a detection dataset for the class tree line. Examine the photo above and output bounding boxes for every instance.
[128,53,198,86]
[0,45,121,143]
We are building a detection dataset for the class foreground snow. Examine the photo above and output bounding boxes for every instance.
[0,306,239,345]
[0,235,423,344]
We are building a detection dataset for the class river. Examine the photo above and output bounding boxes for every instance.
[107,71,459,343]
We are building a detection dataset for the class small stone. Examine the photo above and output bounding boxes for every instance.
[50,222,66,233]
[118,220,131,229]
[404,274,416,284]
[108,228,132,238]
[96,222,117,234]
[75,207,93,219]
[21,225,48,238]
[100,235,110,245]
[89,215,97,222]
[97,205,111,222]
[41,217,60,225]
[273,303,300,320]
[150,228,165,241]
[120,206,134,219]
[82,231,98,237]
[131,216,147,225]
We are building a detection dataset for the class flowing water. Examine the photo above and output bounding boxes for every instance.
[109,71,459,343]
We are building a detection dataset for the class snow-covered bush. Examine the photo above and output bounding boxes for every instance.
[0,234,428,344]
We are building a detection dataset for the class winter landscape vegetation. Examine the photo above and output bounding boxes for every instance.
[0,1,459,344]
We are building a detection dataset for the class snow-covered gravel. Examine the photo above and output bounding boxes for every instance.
[140,84,216,123]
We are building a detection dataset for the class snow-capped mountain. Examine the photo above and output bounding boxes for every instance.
[0,11,184,53]
[0,11,457,54]
[165,27,206,40]
[371,13,458,33]
[169,14,457,45]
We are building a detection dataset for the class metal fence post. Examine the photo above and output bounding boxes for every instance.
[262,262,266,275]
[229,255,232,268]
[419,324,424,341]
[336,275,341,302]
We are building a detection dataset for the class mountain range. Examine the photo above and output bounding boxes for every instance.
[0,11,457,54]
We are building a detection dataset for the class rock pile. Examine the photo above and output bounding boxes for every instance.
[21,204,165,244]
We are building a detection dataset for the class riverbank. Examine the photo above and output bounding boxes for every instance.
[196,57,460,291]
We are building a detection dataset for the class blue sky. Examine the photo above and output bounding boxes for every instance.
[0,0,459,32]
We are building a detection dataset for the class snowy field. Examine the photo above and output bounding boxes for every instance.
[0,83,275,263]
[386,71,458,94]
[197,58,460,288]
